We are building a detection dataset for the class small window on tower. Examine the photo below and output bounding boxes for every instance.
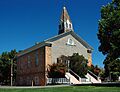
[69,24,71,28]
[62,23,64,28]
[66,23,68,28]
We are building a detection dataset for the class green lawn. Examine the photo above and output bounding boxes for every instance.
[0,86,120,92]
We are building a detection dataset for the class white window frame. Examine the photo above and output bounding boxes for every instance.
[66,38,76,46]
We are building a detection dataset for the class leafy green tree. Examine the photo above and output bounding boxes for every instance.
[0,55,3,83]
[69,53,88,78]
[0,52,11,84]
[97,0,120,81]
[98,0,120,60]
[0,49,17,85]
[99,68,106,81]
[103,54,120,81]
[109,59,120,81]
[94,65,101,76]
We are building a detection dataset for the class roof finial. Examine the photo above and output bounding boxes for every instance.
[63,6,66,10]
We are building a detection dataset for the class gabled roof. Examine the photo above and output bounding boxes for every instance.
[45,31,93,50]
[17,31,93,57]
[17,42,51,57]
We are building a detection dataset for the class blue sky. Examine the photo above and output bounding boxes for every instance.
[0,0,112,67]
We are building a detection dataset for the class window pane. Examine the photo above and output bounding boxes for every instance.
[69,24,71,28]
[27,56,31,67]
[35,51,39,66]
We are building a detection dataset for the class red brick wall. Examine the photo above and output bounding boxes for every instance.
[16,47,46,86]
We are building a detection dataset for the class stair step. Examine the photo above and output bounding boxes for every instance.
[65,72,80,84]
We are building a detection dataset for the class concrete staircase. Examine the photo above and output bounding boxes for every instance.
[85,70,101,83]
[65,72,80,84]
[65,70,101,84]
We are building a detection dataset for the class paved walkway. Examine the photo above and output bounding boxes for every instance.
[0,85,70,89]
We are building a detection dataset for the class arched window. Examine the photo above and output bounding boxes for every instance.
[69,39,73,45]
[69,24,71,28]
[66,22,68,28]
[67,38,75,46]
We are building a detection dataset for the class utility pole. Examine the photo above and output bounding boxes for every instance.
[11,59,13,86]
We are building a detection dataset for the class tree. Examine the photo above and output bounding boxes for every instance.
[0,49,17,85]
[108,59,120,81]
[88,65,101,76]
[48,62,67,78]
[97,0,120,81]
[98,0,120,60]
[0,55,3,83]
[69,53,88,78]
[99,68,106,81]
[0,52,11,84]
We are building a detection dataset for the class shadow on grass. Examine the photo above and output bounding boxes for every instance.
[73,82,120,87]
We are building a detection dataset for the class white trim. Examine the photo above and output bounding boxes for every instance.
[17,31,93,57]
[66,38,76,46]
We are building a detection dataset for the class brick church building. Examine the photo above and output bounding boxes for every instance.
[16,7,93,86]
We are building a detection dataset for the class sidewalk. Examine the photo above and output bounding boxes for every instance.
[0,85,70,89]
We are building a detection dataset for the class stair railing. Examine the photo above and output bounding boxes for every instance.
[69,69,81,81]
[88,70,98,80]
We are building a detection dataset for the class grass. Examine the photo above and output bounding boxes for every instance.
[0,86,120,92]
